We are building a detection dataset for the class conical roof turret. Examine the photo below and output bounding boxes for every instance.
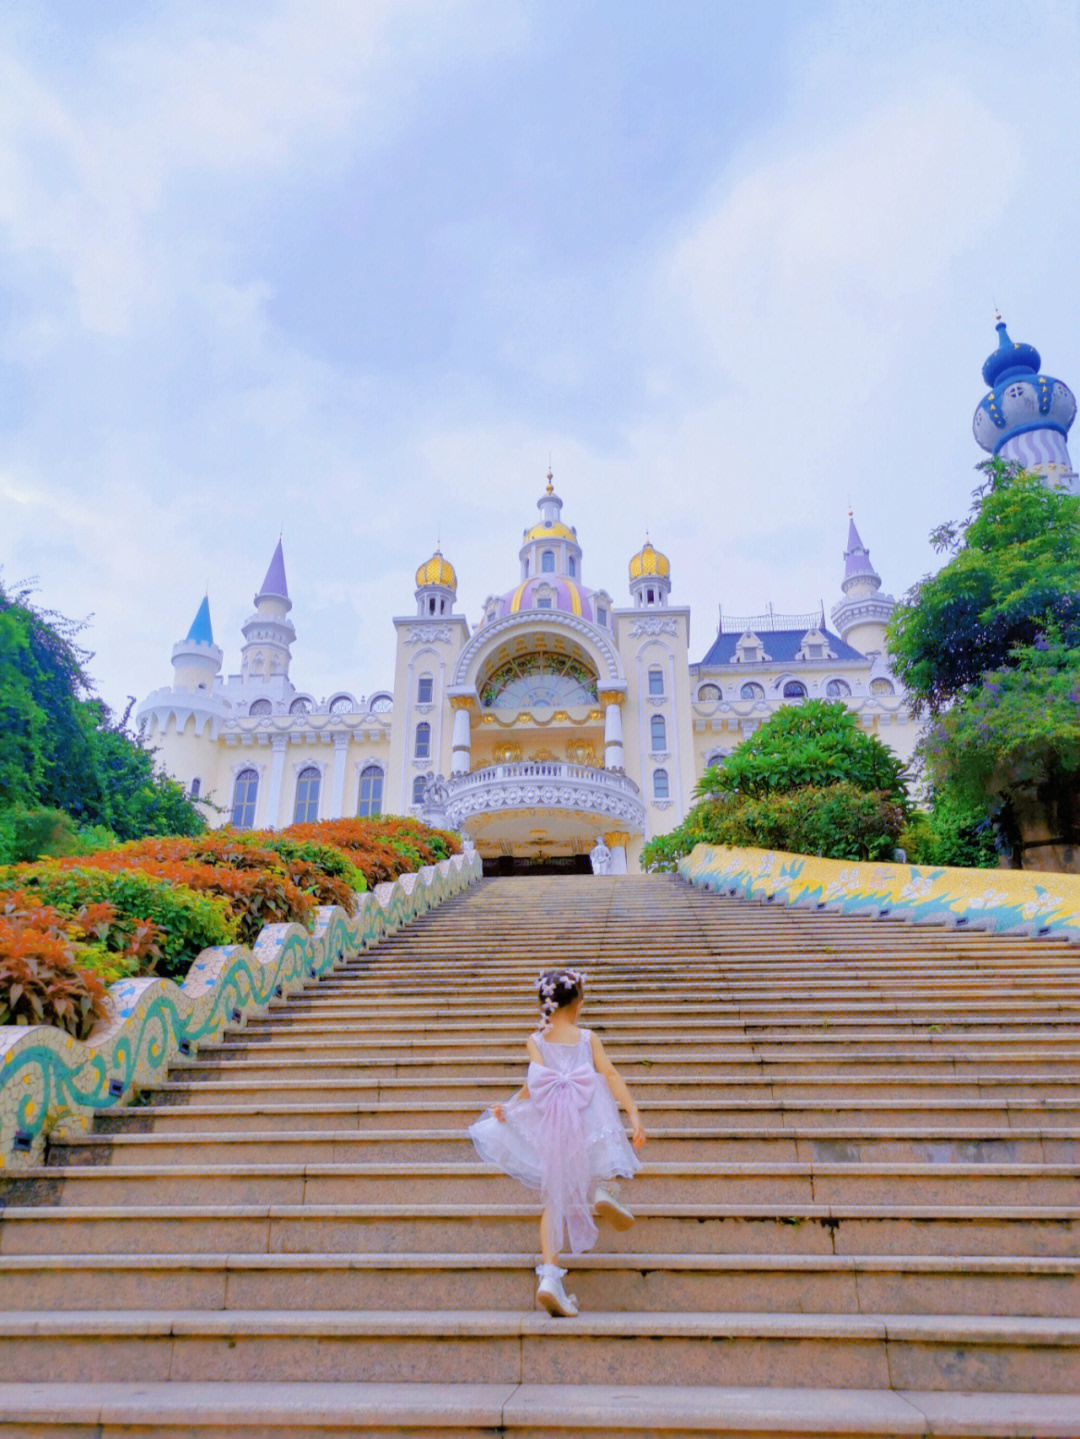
[185,595,214,646]
[842,514,880,592]
[255,539,291,610]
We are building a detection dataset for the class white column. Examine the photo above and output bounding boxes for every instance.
[265,736,289,828]
[604,701,624,770]
[329,734,349,817]
[604,831,629,874]
[451,705,472,775]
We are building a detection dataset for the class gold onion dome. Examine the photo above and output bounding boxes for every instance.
[629,539,670,580]
[416,548,457,590]
[524,520,577,542]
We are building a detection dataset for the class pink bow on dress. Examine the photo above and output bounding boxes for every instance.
[527,1062,597,1254]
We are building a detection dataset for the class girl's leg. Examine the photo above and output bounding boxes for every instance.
[539,1207,560,1265]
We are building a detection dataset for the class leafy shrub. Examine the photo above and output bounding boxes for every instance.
[642,783,905,870]
[0,897,113,1038]
[0,807,119,865]
[6,867,235,980]
[899,793,999,869]
[698,701,908,803]
[283,817,461,886]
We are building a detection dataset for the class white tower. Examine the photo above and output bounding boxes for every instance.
[240,540,296,684]
[171,595,223,694]
[830,514,894,656]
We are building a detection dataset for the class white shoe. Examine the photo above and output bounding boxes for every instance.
[535,1263,578,1318]
[594,1186,634,1231]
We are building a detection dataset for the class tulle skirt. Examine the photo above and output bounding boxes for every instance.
[468,1072,640,1253]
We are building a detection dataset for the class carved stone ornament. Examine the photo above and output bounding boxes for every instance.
[652,799,674,810]
[405,625,452,645]
[629,618,679,638]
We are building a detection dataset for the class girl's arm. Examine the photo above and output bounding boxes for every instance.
[492,1037,539,1121]
[590,1032,646,1150]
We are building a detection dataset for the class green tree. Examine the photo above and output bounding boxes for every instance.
[0,580,204,848]
[696,699,908,804]
[888,462,1080,867]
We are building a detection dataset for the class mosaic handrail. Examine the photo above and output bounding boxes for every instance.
[0,851,481,1170]
[678,844,1080,942]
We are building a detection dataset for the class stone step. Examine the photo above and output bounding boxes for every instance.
[80,1115,1080,1163]
[1,1379,1077,1439]
[172,1046,1080,1076]
[17,1158,1080,1207]
[3,1251,1076,1316]
[99,1071,1080,1105]
[5,1201,1076,1256]
[0,1307,1076,1390]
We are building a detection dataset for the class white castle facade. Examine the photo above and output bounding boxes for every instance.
[138,318,1076,873]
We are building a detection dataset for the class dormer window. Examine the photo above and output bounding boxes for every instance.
[537,597,553,609]
[735,629,769,664]
[796,627,836,664]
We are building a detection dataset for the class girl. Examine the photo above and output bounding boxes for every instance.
[468,967,647,1317]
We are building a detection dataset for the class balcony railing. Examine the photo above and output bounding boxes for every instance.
[445,762,646,832]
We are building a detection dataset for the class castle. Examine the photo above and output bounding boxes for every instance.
[138,319,1076,872]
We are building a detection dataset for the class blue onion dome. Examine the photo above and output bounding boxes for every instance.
[973,316,1076,456]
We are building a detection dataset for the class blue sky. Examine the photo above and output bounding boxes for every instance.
[2,0,1079,712]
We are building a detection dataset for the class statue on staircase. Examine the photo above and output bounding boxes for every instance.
[589,835,611,875]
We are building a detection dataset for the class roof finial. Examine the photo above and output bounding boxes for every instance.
[545,462,554,495]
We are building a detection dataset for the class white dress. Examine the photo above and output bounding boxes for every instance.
[468,1027,640,1253]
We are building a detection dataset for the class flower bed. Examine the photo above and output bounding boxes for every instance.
[1,819,461,1036]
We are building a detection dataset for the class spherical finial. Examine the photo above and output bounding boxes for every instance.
[545,467,554,495]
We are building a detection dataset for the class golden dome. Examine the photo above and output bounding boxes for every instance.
[629,539,670,580]
[524,521,577,543]
[415,549,457,590]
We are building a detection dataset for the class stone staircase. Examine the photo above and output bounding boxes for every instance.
[1,873,1079,1436]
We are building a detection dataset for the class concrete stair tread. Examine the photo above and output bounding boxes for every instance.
[7,1200,1080,1220]
[2,1382,1080,1438]
[32,1156,1080,1178]
[5,1251,1077,1274]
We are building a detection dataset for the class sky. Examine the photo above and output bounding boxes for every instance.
[2,0,1079,714]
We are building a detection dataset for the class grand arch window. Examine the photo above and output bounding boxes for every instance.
[294,766,321,823]
[357,763,384,817]
[480,653,598,709]
[415,722,431,759]
[231,769,258,828]
[650,714,666,752]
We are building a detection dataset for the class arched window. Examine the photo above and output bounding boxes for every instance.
[541,550,555,573]
[249,698,271,716]
[190,777,201,799]
[826,678,851,698]
[357,763,384,818]
[871,677,895,696]
[231,769,258,828]
[417,675,433,704]
[369,693,393,712]
[740,682,764,701]
[294,766,321,823]
[653,768,670,800]
[412,775,426,804]
[650,714,666,752]
[415,722,431,759]
[568,556,576,578]
[290,697,311,715]
[698,683,722,702]
[783,681,807,700]
[329,694,354,714]
[648,666,664,697]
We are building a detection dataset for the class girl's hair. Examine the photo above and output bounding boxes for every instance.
[537,968,585,1023]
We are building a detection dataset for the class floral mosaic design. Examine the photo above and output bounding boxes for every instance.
[679,844,1080,943]
[0,852,481,1169]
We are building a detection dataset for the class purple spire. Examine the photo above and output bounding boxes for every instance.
[256,539,290,605]
[843,513,880,585]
